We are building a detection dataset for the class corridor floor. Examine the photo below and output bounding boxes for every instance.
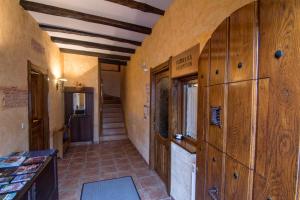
[57,140,170,200]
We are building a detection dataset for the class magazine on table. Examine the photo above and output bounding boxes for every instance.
[0,192,16,200]
[0,177,13,186]
[0,169,14,178]
[11,173,34,183]
[0,157,26,169]
[13,164,40,175]
[0,182,26,194]
[23,156,47,165]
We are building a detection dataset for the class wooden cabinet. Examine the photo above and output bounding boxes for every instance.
[210,19,228,85]
[64,87,94,143]
[199,40,210,86]
[205,145,225,200]
[224,156,253,200]
[228,2,258,83]
[226,80,257,169]
[208,84,227,152]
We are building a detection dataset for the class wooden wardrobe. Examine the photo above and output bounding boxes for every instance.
[196,0,300,199]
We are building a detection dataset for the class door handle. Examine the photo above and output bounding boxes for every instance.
[208,187,218,200]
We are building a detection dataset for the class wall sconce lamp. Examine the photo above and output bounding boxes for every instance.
[56,77,67,91]
[141,62,148,72]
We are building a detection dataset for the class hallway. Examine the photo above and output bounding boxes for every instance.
[57,140,170,200]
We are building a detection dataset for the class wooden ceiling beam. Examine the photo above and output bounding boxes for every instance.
[20,0,152,34]
[105,0,165,15]
[60,48,131,61]
[52,37,135,54]
[100,58,127,66]
[40,24,142,46]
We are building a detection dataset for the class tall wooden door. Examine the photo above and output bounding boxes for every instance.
[28,62,49,151]
[153,70,170,187]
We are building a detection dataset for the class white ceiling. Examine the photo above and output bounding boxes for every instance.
[25,0,173,60]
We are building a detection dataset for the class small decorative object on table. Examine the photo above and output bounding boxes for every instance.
[175,134,183,140]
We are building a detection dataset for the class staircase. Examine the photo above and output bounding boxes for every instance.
[100,95,127,141]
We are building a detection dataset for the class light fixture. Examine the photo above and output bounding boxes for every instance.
[141,61,148,72]
[56,77,67,91]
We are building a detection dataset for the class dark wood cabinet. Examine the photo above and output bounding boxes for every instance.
[64,87,94,143]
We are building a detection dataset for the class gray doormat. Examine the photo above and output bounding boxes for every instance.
[81,176,141,200]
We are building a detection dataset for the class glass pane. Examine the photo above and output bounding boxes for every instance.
[183,80,198,140]
[73,93,86,114]
[155,77,169,138]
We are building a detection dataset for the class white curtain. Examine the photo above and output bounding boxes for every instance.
[186,86,198,139]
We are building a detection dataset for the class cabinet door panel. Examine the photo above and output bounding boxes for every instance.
[208,84,227,152]
[228,2,257,82]
[199,40,210,86]
[226,80,257,169]
[224,156,253,200]
[206,145,225,200]
[196,141,207,200]
[210,18,228,85]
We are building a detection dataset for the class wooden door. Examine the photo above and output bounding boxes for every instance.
[253,0,300,199]
[208,84,227,152]
[228,2,258,82]
[154,70,170,186]
[226,80,257,169]
[199,40,211,87]
[206,144,225,200]
[210,18,228,85]
[224,156,253,200]
[28,63,49,151]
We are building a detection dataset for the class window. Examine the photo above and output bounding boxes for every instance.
[182,79,198,140]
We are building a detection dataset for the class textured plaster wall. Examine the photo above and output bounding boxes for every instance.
[0,0,64,155]
[122,0,254,162]
[101,70,121,97]
[62,53,100,143]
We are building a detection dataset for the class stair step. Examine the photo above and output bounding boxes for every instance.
[103,128,126,136]
[103,117,123,123]
[103,113,123,118]
[103,100,121,104]
[100,135,128,141]
[103,108,122,113]
[103,104,121,108]
[103,122,125,129]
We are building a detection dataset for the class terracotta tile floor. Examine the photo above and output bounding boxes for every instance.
[57,139,170,200]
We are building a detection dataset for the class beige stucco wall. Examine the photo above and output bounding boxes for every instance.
[101,70,121,97]
[63,53,100,143]
[0,0,64,155]
[122,0,254,162]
